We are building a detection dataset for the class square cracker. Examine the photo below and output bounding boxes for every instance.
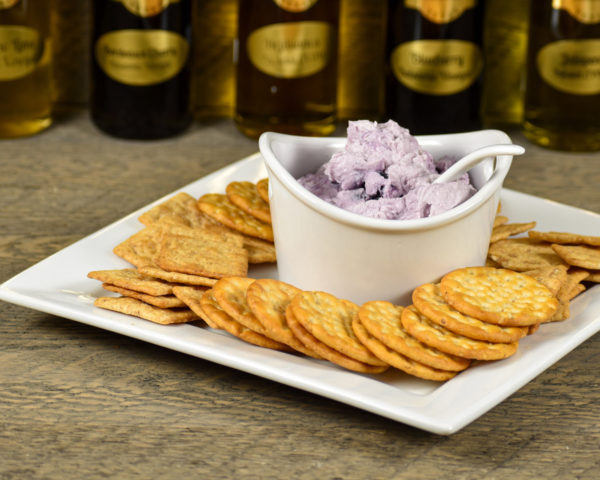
[487,238,566,272]
[157,230,248,278]
[551,244,600,270]
[88,268,175,296]
[138,192,223,230]
[113,225,163,268]
[94,296,198,325]
[101,283,186,309]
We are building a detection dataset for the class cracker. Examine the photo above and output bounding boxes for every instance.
[197,193,274,241]
[351,318,457,381]
[487,238,566,271]
[88,268,175,296]
[138,192,223,230]
[246,279,321,358]
[557,269,590,302]
[102,283,186,308]
[242,235,277,264]
[528,230,600,247]
[139,265,217,287]
[357,300,470,371]
[412,283,528,343]
[401,305,519,360]
[256,177,269,204]
[199,289,289,350]
[157,231,248,278]
[286,304,388,374]
[522,265,569,297]
[490,221,536,243]
[226,181,272,224]
[113,225,163,268]
[585,270,600,282]
[289,291,387,367]
[493,215,509,228]
[94,296,198,324]
[551,244,600,270]
[171,285,218,328]
[440,267,559,327]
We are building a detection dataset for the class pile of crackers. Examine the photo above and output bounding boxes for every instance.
[88,179,599,382]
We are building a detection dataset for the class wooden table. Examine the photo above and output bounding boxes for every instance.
[1,112,599,479]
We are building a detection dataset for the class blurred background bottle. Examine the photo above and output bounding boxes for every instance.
[91,0,192,140]
[523,0,600,151]
[0,0,52,138]
[385,0,485,135]
[337,0,386,121]
[193,0,237,119]
[480,0,530,127]
[234,0,340,139]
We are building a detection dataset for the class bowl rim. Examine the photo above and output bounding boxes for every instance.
[259,129,515,232]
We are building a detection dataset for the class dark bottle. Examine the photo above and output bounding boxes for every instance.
[235,0,340,139]
[91,0,192,140]
[523,0,600,151]
[385,0,485,134]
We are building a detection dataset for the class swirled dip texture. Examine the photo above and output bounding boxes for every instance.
[298,120,476,220]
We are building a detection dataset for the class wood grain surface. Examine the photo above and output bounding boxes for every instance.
[1,112,599,480]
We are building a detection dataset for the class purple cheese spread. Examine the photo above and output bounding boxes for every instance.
[297,120,476,220]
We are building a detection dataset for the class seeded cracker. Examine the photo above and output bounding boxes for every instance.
[351,317,457,381]
[256,178,269,204]
[357,300,470,371]
[94,296,199,325]
[157,230,248,278]
[199,290,289,350]
[88,268,175,296]
[289,291,387,368]
[440,267,559,326]
[401,305,519,360]
[246,279,321,358]
[197,193,274,242]
[226,181,272,224]
[412,283,527,343]
[101,283,186,309]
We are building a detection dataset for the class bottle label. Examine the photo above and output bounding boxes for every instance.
[113,0,180,18]
[0,0,20,9]
[391,39,483,95]
[0,26,43,81]
[273,0,319,13]
[247,21,333,78]
[553,0,600,24]
[537,39,600,95]
[95,30,189,86]
[404,0,476,24]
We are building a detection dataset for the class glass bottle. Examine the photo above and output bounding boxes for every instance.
[91,0,192,140]
[0,0,52,138]
[385,0,485,135]
[523,0,600,151]
[234,0,340,139]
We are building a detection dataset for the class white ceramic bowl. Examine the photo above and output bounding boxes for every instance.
[259,129,516,306]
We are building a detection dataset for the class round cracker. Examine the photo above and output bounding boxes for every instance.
[289,291,387,367]
[412,283,528,343]
[256,178,270,204]
[440,267,559,327]
[401,305,519,361]
[246,279,321,358]
[226,181,272,224]
[351,317,456,381]
[358,300,469,372]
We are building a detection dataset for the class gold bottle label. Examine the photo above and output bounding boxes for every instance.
[113,0,180,18]
[0,0,20,9]
[404,0,476,24]
[95,30,189,86]
[391,39,483,95]
[0,26,43,81]
[537,39,600,95]
[553,0,600,24]
[247,21,333,79]
[273,0,319,13]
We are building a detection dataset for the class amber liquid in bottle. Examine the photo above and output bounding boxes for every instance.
[235,0,340,139]
[385,0,484,134]
[523,0,600,151]
[91,0,192,140]
[0,0,52,138]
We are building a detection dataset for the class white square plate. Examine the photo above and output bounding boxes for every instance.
[1,153,599,435]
